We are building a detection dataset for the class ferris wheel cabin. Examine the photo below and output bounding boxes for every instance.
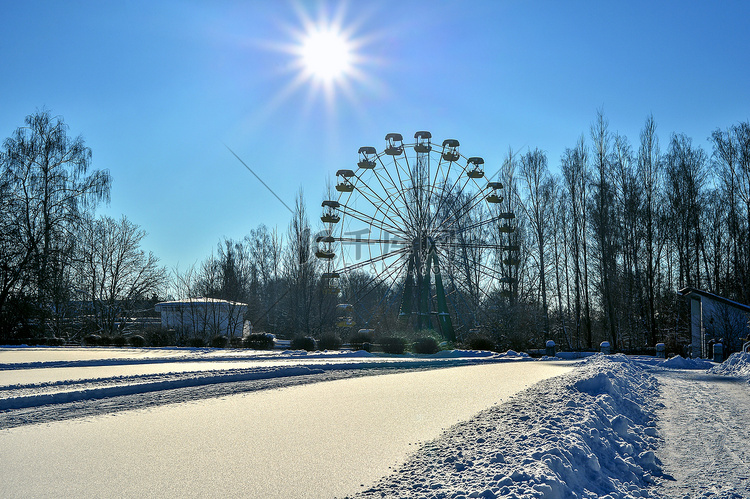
[321,200,341,224]
[442,139,460,162]
[486,181,504,203]
[321,272,341,294]
[335,169,355,192]
[467,157,485,178]
[357,146,377,169]
[414,131,432,153]
[385,133,404,156]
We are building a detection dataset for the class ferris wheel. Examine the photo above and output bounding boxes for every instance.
[316,132,519,341]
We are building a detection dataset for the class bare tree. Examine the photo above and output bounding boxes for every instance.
[561,137,593,348]
[0,110,111,336]
[637,114,662,346]
[75,215,166,335]
[712,122,750,303]
[665,134,708,289]
[518,148,553,336]
[285,189,317,336]
[589,112,621,348]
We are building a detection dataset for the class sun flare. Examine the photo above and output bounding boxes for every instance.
[300,28,353,83]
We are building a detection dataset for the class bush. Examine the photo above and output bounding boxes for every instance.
[229,336,244,348]
[112,336,127,347]
[187,337,206,348]
[349,331,374,352]
[413,336,440,354]
[317,333,341,351]
[244,333,275,350]
[291,335,316,351]
[211,335,229,348]
[99,335,113,346]
[468,335,496,352]
[129,335,146,347]
[48,337,65,346]
[142,326,174,347]
[83,334,101,346]
[379,336,407,354]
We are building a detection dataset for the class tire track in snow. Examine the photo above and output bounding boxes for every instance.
[654,370,750,499]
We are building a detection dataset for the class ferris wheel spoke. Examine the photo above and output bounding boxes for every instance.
[338,203,408,237]
[436,238,515,251]
[363,166,417,235]
[425,152,446,221]
[348,252,408,315]
[427,160,468,230]
[334,237,410,245]
[376,155,419,231]
[335,246,410,274]
[429,172,484,234]
[433,186,494,235]
[440,214,510,238]
[435,246,500,289]
[350,173,413,233]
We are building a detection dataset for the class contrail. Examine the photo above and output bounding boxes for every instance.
[224,143,294,214]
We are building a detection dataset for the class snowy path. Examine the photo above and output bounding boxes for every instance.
[0,361,574,499]
[653,369,750,499]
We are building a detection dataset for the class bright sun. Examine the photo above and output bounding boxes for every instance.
[300,28,353,83]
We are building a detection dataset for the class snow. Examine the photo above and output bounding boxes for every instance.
[0,347,534,414]
[0,360,574,499]
[662,354,715,370]
[653,368,750,498]
[354,354,664,499]
[2,347,750,498]
[708,351,750,380]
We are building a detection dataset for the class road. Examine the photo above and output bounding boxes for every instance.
[654,369,750,498]
[0,361,574,498]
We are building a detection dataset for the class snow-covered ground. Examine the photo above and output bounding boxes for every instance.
[2,347,750,498]
[0,347,525,414]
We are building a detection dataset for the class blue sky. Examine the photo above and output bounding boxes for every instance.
[2,0,748,272]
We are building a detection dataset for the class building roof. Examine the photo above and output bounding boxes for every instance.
[155,297,248,310]
[679,287,750,314]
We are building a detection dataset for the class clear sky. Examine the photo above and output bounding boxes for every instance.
[2,0,748,272]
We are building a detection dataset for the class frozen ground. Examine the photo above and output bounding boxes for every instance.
[352,353,750,499]
[2,347,750,498]
[0,349,572,498]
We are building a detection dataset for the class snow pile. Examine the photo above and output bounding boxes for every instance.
[353,354,663,499]
[708,352,750,380]
[661,355,714,370]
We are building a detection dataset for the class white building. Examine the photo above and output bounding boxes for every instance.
[155,298,248,339]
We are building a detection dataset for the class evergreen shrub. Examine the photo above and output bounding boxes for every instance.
[413,336,440,354]
[349,331,374,352]
[244,333,275,350]
[211,335,229,348]
[188,337,206,348]
[317,333,341,351]
[468,336,496,352]
[291,335,316,351]
[129,335,146,347]
[380,336,407,354]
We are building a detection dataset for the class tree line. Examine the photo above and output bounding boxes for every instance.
[0,111,166,342]
[2,109,749,353]
[502,112,750,354]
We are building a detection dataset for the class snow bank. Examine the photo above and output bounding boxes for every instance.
[661,355,714,370]
[354,354,663,499]
[708,352,750,380]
